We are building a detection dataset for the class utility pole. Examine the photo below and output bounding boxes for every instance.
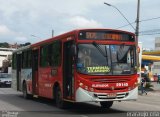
[135,0,140,73]
[136,0,140,41]
[52,29,54,37]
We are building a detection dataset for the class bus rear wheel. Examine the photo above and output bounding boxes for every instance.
[55,86,66,109]
[100,101,113,109]
[23,82,31,99]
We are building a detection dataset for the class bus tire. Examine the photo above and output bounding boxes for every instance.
[55,86,66,109]
[23,82,31,99]
[100,101,113,109]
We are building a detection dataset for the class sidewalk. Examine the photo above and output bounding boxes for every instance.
[151,82,160,91]
[138,82,160,96]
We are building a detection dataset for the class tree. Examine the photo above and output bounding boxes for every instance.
[0,42,9,48]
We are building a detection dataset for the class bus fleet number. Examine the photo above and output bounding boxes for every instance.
[116,83,128,87]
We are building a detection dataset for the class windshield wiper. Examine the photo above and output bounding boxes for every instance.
[92,41,108,65]
[92,41,107,57]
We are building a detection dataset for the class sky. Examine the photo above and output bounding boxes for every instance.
[0,0,160,49]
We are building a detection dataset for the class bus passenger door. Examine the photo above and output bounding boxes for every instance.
[32,49,39,95]
[63,40,74,99]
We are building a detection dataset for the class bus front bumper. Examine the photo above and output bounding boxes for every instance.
[75,87,138,102]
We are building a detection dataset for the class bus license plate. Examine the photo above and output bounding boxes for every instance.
[107,93,116,98]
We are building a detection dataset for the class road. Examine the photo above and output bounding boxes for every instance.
[0,87,160,117]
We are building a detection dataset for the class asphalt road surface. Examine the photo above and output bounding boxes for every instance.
[0,88,160,117]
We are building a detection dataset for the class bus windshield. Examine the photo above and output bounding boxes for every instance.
[77,44,136,75]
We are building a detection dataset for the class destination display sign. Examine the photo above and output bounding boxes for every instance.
[79,31,135,41]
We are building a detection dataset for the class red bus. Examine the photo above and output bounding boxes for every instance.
[12,29,138,109]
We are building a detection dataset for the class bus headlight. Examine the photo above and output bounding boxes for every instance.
[128,87,131,91]
[79,82,94,92]
[79,82,83,86]
[90,88,94,92]
[135,82,138,86]
[85,86,88,90]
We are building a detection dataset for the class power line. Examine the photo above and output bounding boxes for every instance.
[116,16,160,29]
[139,29,160,36]
[116,16,160,36]
[139,32,160,36]
[140,16,160,22]
[140,29,160,33]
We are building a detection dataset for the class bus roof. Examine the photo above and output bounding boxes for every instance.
[13,28,135,52]
[31,29,135,47]
[31,30,77,47]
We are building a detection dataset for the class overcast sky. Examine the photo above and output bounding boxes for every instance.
[0,0,160,49]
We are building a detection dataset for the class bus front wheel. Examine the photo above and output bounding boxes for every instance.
[100,101,113,109]
[55,86,66,109]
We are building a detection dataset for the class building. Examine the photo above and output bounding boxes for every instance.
[153,37,160,75]
[0,48,16,72]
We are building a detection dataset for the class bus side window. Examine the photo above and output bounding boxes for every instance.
[22,51,28,68]
[47,44,53,66]
[51,41,62,67]
[40,41,61,67]
[127,50,131,64]
[130,48,134,67]
[40,45,49,67]
[28,50,32,68]
[12,54,17,69]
